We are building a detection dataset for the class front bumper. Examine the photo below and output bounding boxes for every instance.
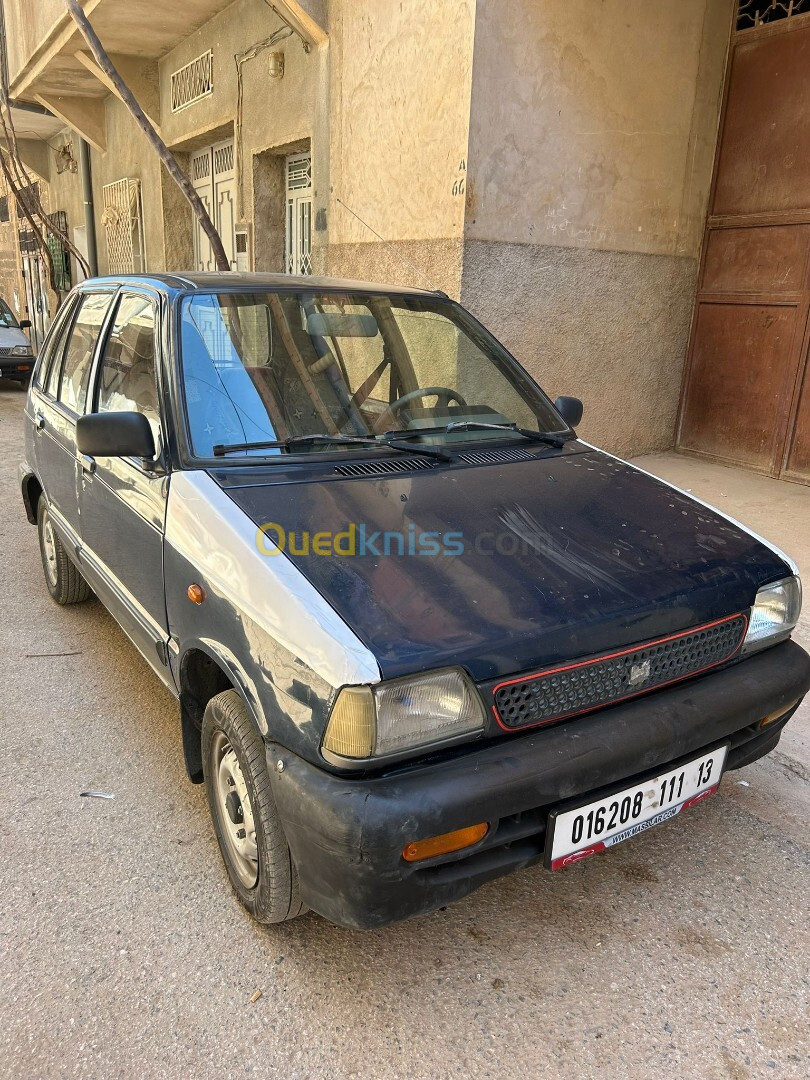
[0,358,34,381]
[268,640,810,929]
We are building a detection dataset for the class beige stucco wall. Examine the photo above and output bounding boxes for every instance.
[465,0,733,258]
[322,0,474,297]
[460,0,735,457]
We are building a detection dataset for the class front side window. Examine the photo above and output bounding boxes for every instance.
[57,292,114,413]
[179,291,563,458]
[96,293,160,444]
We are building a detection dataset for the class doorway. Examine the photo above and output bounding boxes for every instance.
[190,138,236,271]
[677,9,810,484]
[284,151,312,276]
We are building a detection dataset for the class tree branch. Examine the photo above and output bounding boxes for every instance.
[65,0,231,272]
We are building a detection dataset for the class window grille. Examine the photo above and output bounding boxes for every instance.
[737,0,810,30]
[171,50,214,112]
[46,210,71,292]
[286,154,312,191]
[101,178,145,274]
[214,141,234,175]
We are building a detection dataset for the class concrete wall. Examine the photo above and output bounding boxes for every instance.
[460,0,735,456]
[0,180,24,318]
[322,0,475,296]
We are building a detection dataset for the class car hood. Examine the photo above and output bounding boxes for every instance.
[0,326,30,348]
[214,446,791,681]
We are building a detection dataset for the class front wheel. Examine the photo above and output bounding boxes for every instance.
[37,501,92,605]
[202,690,306,924]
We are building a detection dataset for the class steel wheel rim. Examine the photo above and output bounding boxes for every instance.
[210,729,259,889]
[42,515,58,587]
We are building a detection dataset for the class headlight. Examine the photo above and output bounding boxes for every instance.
[322,667,486,761]
[11,345,32,357]
[743,576,802,654]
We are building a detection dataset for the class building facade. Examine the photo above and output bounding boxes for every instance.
[2,0,807,471]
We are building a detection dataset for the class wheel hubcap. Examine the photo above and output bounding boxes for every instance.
[42,516,58,586]
[211,730,258,888]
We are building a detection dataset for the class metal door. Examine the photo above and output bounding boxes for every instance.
[678,9,810,484]
[191,139,236,271]
[285,152,312,275]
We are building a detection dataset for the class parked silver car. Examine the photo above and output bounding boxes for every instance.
[0,296,35,384]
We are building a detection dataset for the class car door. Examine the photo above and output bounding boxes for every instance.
[78,289,173,687]
[30,291,116,550]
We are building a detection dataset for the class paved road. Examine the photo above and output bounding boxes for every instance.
[1,384,808,1080]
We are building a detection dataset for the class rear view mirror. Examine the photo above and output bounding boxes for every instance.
[77,411,155,459]
[306,311,379,338]
[19,319,32,329]
[554,395,583,428]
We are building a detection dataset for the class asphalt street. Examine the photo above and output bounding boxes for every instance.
[1,382,808,1080]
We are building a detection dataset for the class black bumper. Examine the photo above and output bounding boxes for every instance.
[268,640,810,929]
[0,359,33,381]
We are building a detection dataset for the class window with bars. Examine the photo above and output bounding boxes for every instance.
[101,178,145,274]
[737,0,810,30]
[46,210,71,292]
[171,50,214,112]
[285,152,312,276]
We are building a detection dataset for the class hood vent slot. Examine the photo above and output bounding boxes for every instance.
[335,457,436,478]
[458,446,534,465]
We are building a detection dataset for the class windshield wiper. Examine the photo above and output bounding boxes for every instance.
[213,432,451,461]
[213,434,376,457]
[386,421,574,448]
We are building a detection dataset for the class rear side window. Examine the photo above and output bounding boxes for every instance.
[57,293,114,413]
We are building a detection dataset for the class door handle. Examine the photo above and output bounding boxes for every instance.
[79,453,96,476]
[35,412,46,430]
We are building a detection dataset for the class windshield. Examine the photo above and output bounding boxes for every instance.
[0,298,19,328]
[179,291,565,458]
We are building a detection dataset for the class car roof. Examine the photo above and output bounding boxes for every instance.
[78,272,446,298]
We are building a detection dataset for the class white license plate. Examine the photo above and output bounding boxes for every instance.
[547,745,728,870]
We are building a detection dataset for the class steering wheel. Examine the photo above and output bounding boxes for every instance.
[388,385,467,419]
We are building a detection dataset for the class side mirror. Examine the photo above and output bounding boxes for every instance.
[19,319,32,330]
[554,395,583,429]
[77,411,156,459]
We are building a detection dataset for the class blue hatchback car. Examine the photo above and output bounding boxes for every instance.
[20,273,810,928]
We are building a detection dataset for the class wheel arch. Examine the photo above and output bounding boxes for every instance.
[177,641,267,783]
[21,470,43,525]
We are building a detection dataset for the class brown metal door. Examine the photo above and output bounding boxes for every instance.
[678,12,810,484]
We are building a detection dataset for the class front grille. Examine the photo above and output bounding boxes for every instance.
[0,347,14,356]
[493,613,748,730]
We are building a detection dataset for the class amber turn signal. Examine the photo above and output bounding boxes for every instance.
[759,700,799,729]
[187,583,206,604]
[402,823,488,863]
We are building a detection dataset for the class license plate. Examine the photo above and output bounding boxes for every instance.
[547,745,728,870]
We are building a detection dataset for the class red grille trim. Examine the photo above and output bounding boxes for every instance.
[492,612,748,733]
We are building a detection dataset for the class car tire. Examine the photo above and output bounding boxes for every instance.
[37,501,92,605]
[202,689,307,924]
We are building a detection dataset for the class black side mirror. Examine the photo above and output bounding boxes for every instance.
[554,395,583,429]
[19,319,32,330]
[77,411,156,459]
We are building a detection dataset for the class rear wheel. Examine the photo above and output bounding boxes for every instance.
[37,501,91,605]
[202,689,306,924]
